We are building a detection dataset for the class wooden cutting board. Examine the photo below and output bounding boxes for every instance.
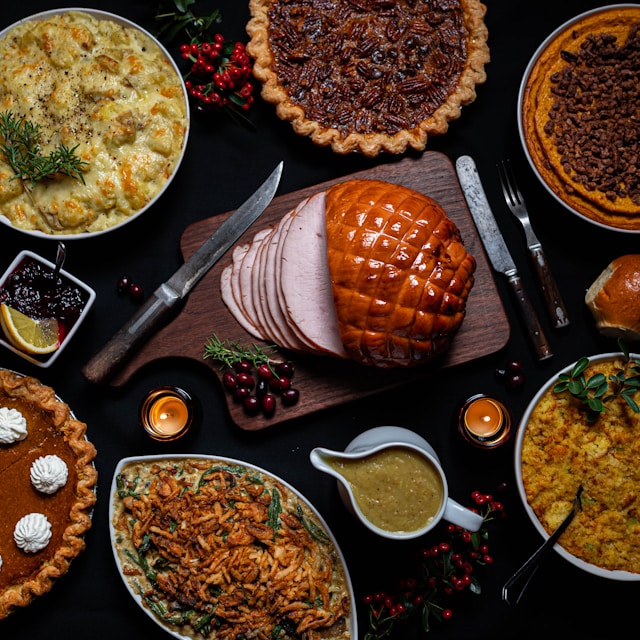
[111,151,510,429]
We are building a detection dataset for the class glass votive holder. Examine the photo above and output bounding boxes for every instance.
[140,386,194,441]
[458,394,512,449]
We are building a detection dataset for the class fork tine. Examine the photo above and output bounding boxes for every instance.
[499,159,523,207]
[496,161,515,208]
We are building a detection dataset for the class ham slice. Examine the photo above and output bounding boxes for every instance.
[279,192,346,357]
[220,179,476,368]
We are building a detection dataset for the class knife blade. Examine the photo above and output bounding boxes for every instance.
[82,161,284,384]
[455,155,552,361]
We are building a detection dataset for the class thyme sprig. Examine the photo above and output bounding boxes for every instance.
[203,333,278,370]
[553,341,640,423]
[0,111,88,190]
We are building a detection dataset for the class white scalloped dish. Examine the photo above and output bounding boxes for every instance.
[109,454,356,639]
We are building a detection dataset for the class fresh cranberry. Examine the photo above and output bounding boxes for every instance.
[129,283,144,303]
[117,275,131,296]
[281,388,300,406]
[222,371,238,390]
[262,393,276,417]
[243,395,260,415]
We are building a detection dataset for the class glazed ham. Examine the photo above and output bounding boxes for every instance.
[220,179,476,368]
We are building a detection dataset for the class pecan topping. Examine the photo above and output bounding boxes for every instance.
[266,0,469,135]
[545,25,640,205]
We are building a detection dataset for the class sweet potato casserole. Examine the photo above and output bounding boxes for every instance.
[111,457,352,639]
[521,6,640,230]
[0,11,188,235]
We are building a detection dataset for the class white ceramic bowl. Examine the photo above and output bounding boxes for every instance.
[0,250,96,367]
[109,454,357,640]
[515,352,640,580]
[0,8,190,239]
[517,4,640,234]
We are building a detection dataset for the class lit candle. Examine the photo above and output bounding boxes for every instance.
[458,395,511,448]
[464,397,503,437]
[140,387,193,441]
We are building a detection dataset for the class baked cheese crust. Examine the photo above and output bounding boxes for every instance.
[0,11,188,235]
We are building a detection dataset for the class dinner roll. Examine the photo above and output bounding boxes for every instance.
[585,255,640,341]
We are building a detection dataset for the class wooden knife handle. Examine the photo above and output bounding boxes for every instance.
[529,246,570,329]
[82,288,178,385]
[507,272,553,361]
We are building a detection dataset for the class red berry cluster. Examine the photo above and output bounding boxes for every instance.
[222,360,300,418]
[363,490,506,640]
[179,35,255,113]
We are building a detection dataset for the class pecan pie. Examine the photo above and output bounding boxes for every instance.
[0,370,97,618]
[247,0,489,156]
[521,6,640,230]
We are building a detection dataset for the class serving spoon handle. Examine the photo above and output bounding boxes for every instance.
[502,485,583,605]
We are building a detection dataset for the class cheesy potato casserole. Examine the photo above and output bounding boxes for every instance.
[0,11,188,235]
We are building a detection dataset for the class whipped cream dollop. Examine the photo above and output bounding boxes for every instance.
[30,455,69,494]
[0,407,28,444]
[14,513,52,553]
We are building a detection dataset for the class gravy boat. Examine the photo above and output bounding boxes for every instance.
[310,426,483,540]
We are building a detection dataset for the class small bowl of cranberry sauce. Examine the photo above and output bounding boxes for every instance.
[0,249,96,367]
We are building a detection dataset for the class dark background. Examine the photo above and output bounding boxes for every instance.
[1,1,639,639]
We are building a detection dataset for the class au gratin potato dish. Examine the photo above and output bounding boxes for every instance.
[0,9,189,237]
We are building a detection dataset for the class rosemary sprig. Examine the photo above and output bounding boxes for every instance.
[0,111,88,189]
[553,341,640,423]
[203,333,277,370]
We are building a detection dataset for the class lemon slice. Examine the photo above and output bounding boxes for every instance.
[0,304,60,355]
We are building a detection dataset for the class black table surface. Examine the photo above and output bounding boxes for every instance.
[2,1,640,639]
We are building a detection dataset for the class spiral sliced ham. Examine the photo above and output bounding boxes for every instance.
[220,179,476,368]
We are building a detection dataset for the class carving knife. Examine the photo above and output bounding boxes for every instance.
[455,155,552,361]
[82,161,284,384]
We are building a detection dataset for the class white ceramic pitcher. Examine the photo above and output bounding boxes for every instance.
[310,426,484,540]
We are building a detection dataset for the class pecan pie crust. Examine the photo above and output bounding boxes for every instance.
[247,0,489,157]
[0,370,97,619]
[521,6,640,230]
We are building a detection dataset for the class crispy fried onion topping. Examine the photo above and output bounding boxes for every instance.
[115,460,350,639]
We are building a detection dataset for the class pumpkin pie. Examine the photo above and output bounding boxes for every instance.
[0,369,97,618]
[247,0,489,157]
[521,6,640,230]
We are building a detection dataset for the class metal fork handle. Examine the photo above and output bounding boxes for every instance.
[502,485,582,605]
[502,503,577,605]
[528,245,570,329]
[506,270,553,360]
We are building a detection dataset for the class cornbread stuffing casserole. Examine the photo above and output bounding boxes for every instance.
[521,6,640,230]
[521,356,640,574]
[111,457,352,639]
[247,0,489,156]
[0,11,188,235]
[0,369,97,618]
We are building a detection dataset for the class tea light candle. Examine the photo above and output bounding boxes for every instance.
[458,394,511,448]
[140,387,193,441]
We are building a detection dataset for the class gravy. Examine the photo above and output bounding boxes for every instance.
[329,446,444,533]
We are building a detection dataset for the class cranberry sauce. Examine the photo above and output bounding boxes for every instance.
[0,257,89,340]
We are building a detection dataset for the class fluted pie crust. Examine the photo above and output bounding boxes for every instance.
[0,370,97,619]
[247,0,489,157]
